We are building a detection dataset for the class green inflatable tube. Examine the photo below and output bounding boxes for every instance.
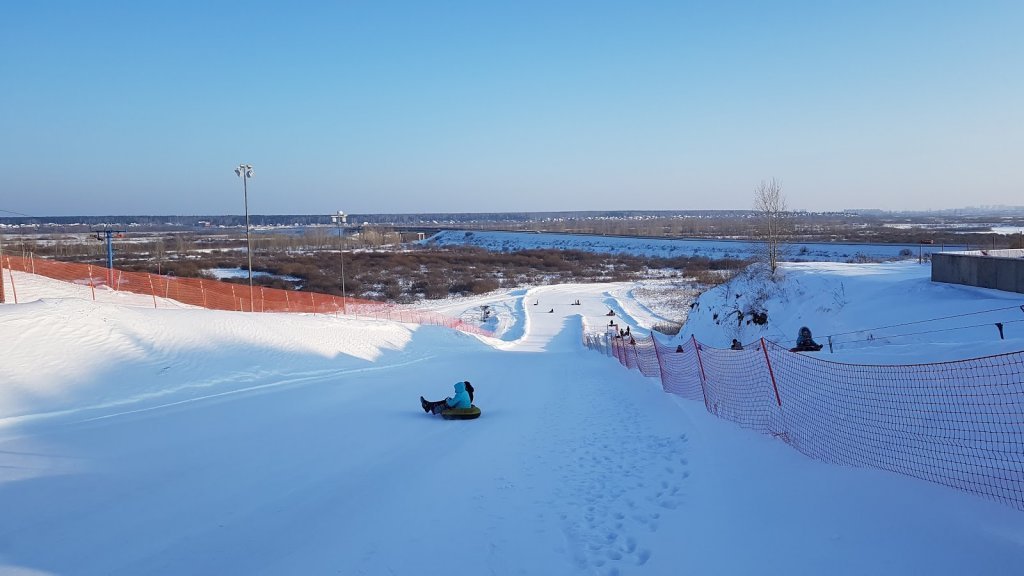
[441,405,481,420]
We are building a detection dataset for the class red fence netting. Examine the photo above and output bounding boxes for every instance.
[590,327,1024,511]
[2,255,490,336]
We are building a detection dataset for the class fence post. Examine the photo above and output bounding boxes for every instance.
[761,338,783,406]
[691,335,710,411]
[148,275,157,309]
[6,257,17,303]
[260,287,265,312]
[200,279,207,308]
[87,265,96,301]
[649,332,668,389]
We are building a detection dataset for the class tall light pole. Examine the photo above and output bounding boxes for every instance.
[235,163,255,307]
[330,210,347,313]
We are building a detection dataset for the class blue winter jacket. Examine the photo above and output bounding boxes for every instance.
[445,381,472,409]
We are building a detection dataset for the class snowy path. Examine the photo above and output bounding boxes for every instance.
[1,274,1023,575]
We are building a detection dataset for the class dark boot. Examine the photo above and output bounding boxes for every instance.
[420,396,431,413]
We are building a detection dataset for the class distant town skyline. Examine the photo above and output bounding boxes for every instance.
[2,1,1022,217]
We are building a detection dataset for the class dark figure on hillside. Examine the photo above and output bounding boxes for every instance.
[549,308,554,313]
[609,320,615,326]
[625,326,630,336]
[675,345,684,353]
[421,381,474,415]
[606,309,615,316]
[629,336,636,345]
[731,339,743,350]
[791,327,823,352]
[620,329,625,337]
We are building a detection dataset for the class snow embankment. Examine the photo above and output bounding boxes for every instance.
[682,261,1024,363]
[0,271,491,427]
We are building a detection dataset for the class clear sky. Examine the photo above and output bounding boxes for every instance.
[2,0,1022,216]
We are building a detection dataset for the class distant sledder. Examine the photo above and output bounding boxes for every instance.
[421,381,480,420]
[790,326,824,352]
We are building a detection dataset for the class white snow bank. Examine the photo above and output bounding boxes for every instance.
[682,261,1024,363]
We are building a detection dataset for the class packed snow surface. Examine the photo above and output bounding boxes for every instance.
[1,262,1023,575]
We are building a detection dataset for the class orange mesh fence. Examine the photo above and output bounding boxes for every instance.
[592,329,1024,511]
[3,255,490,336]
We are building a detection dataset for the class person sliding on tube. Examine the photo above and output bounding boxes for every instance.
[421,381,474,415]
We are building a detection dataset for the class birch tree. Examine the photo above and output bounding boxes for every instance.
[753,178,788,274]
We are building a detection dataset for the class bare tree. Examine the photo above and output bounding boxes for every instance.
[153,238,166,274]
[753,178,788,274]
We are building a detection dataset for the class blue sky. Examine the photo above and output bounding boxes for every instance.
[2,1,1022,216]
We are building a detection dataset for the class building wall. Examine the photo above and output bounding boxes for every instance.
[931,249,1024,294]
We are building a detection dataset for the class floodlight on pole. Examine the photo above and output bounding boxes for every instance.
[330,210,347,313]
[91,228,127,287]
[234,163,255,309]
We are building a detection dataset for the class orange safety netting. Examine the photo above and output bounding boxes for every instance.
[587,325,1024,511]
[2,255,490,336]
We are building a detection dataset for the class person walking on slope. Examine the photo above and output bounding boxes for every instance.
[421,381,474,415]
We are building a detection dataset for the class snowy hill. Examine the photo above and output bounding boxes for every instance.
[681,261,1024,363]
[1,267,1023,575]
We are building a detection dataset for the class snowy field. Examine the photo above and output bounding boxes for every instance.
[426,230,968,262]
[2,261,1024,575]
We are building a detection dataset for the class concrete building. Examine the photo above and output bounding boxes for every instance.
[931,249,1024,294]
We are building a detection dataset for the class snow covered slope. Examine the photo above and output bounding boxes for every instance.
[681,261,1024,363]
[1,268,1022,575]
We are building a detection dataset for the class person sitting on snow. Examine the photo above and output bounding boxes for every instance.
[791,326,823,352]
[421,381,474,415]
[730,339,743,350]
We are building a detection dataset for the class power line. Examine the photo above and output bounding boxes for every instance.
[828,305,1024,339]
[0,209,35,217]
[834,318,1024,348]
